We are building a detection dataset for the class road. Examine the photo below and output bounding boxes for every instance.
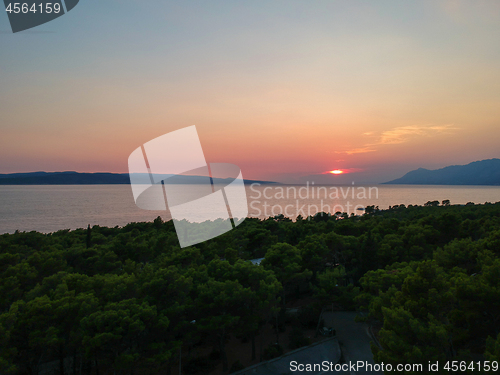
[232,311,380,375]
[321,311,381,375]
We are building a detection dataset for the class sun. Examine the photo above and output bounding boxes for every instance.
[329,169,344,175]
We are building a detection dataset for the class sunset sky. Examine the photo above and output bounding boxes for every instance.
[1,0,499,184]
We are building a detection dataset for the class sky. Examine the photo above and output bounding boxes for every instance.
[1,0,499,184]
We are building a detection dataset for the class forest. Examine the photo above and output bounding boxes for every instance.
[1,201,500,374]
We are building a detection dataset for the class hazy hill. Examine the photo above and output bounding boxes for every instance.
[383,158,500,185]
[0,171,276,185]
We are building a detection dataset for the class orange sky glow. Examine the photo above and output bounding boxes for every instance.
[1,1,499,184]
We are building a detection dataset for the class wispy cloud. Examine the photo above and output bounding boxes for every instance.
[379,124,456,145]
[342,147,377,155]
[337,124,458,154]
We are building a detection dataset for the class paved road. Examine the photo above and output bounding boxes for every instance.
[233,336,341,375]
[233,311,380,375]
[321,311,381,375]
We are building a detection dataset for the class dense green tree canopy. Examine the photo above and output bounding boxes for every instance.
[0,202,499,373]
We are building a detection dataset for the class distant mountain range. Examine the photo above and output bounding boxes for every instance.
[383,159,500,185]
[0,171,276,185]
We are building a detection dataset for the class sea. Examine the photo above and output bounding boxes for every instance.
[0,184,499,234]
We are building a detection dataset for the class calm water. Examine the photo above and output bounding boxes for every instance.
[0,184,499,234]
